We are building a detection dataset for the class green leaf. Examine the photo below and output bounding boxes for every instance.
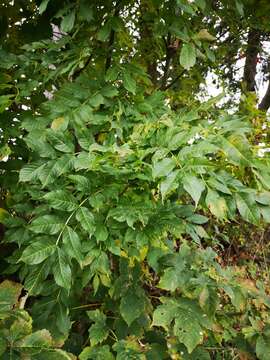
[0,337,7,356]
[89,93,105,107]
[235,0,244,16]
[76,207,96,235]
[44,190,78,212]
[101,85,119,98]
[68,175,90,192]
[183,175,205,207]
[207,177,231,195]
[177,345,210,360]
[256,335,270,360]
[260,206,270,223]
[113,339,145,359]
[187,214,208,224]
[61,10,76,33]
[152,300,178,330]
[160,170,179,199]
[97,22,112,42]
[219,134,250,166]
[105,66,119,82]
[74,152,96,170]
[158,268,180,292]
[30,215,64,234]
[195,0,206,10]
[19,162,44,182]
[205,188,227,219]
[180,43,196,70]
[53,248,72,290]
[235,193,260,225]
[62,227,83,265]
[153,298,208,353]
[158,253,187,291]
[20,239,57,265]
[173,307,203,354]
[24,263,47,295]
[114,340,146,359]
[38,155,74,188]
[152,158,176,179]
[0,94,13,112]
[120,288,145,326]
[95,223,109,242]
[79,345,114,360]
[39,0,50,14]
[255,191,270,205]
[47,130,75,153]
[122,72,136,94]
[79,2,94,22]
[55,303,72,336]
[87,310,109,346]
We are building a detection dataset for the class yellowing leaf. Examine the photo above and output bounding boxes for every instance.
[199,287,209,308]
[0,280,22,312]
[205,188,227,219]
[140,246,148,261]
[0,208,9,223]
[51,117,68,131]
[18,329,52,348]
[120,250,128,258]
[197,29,216,42]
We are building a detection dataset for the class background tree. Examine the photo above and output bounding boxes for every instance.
[1,0,270,359]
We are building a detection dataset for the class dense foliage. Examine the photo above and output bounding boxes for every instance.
[1,0,270,359]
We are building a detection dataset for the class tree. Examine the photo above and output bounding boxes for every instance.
[1,0,270,358]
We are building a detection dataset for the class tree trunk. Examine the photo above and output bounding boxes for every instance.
[243,29,261,92]
[258,79,270,111]
[138,0,159,85]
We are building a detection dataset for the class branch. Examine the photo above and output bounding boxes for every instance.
[105,27,116,71]
[161,69,186,91]
[72,56,93,80]
[160,35,181,90]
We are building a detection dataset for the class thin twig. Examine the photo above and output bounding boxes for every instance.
[161,70,186,90]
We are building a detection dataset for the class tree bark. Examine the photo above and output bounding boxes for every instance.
[138,0,159,85]
[258,79,270,111]
[243,29,261,92]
